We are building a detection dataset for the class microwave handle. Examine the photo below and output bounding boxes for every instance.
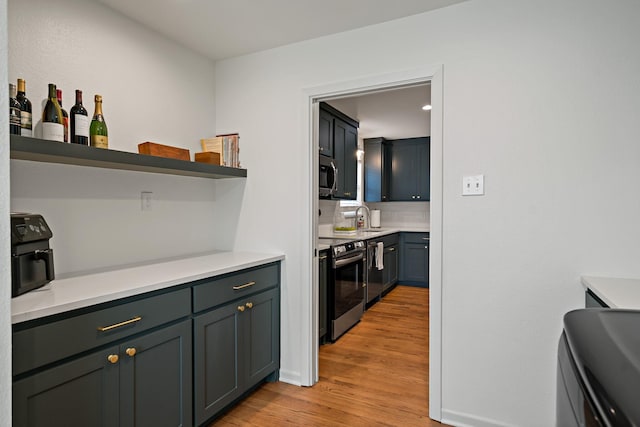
[34,249,55,281]
[330,161,338,194]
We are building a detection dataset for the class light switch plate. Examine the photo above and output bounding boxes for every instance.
[462,175,484,196]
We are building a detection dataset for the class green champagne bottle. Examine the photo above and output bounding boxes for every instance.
[90,94,108,149]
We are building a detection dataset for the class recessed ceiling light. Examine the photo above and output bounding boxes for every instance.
[422,104,432,111]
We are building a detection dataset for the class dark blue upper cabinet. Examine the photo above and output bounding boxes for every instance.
[364,137,390,202]
[389,137,430,202]
[319,102,358,201]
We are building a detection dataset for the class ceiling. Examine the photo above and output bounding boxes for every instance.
[327,84,431,141]
[96,0,468,61]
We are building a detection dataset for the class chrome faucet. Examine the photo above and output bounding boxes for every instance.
[355,205,371,230]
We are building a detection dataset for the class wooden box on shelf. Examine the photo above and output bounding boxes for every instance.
[138,142,190,161]
[194,152,221,165]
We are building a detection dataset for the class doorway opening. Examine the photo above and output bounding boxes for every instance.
[305,65,444,421]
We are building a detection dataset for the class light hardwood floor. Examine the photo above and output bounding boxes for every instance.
[212,285,447,426]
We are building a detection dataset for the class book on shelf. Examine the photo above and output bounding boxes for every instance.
[200,133,240,167]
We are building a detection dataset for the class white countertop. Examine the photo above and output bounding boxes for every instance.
[581,276,640,309]
[12,251,285,324]
[318,226,429,241]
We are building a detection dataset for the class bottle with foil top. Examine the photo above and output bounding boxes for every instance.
[41,83,64,142]
[9,83,21,135]
[90,94,108,149]
[16,78,32,137]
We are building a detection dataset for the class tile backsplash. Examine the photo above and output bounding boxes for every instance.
[318,200,429,228]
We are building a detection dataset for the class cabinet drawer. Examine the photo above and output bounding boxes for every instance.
[13,288,190,376]
[193,263,279,313]
[381,233,399,246]
[402,232,430,244]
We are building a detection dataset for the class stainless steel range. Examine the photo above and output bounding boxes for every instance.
[320,238,366,341]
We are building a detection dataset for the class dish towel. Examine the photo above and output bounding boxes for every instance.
[376,242,384,270]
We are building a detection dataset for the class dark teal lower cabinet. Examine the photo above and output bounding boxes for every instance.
[120,320,192,427]
[194,287,280,425]
[399,233,429,287]
[13,345,120,427]
[12,261,281,427]
[13,319,192,427]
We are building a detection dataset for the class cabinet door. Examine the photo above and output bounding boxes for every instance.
[389,138,430,201]
[319,251,328,341]
[319,109,334,157]
[194,304,242,425]
[119,320,192,427]
[364,138,390,202]
[244,288,280,386]
[401,242,429,286]
[383,245,399,290]
[333,118,358,200]
[13,346,120,427]
[416,140,430,201]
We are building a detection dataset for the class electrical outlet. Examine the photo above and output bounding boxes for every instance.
[462,175,484,196]
[141,191,153,211]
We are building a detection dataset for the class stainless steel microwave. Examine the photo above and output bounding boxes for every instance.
[319,155,337,198]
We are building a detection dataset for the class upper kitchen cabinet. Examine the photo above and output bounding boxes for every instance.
[389,137,430,202]
[364,137,390,202]
[319,102,358,200]
[319,109,334,157]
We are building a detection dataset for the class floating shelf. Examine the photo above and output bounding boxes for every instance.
[9,135,247,179]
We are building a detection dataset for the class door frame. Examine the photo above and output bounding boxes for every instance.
[302,64,444,421]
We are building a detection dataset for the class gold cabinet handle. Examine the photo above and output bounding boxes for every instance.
[237,305,245,312]
[107,354,119,364]
[246,302,253,309]
[97,316,142,332]
[232,281,256,290]
[126,347,137,357]
[389,247,396,251]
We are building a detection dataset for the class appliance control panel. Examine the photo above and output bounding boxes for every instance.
[10,213,53,244]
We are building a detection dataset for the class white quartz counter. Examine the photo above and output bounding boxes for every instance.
[318,226,429,240]
[581,276,640,309]
[12,251,285,324]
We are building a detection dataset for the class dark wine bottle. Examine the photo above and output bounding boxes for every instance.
[9,83,21,135]
[90,94,108,149]
[70,90,89,145]
[16,78,32,137]
[42,83,64,142]
[56,89,69,143]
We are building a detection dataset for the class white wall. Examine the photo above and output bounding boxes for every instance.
[0,0,12,424]
[214,0,640,425]
[7,0,244,275]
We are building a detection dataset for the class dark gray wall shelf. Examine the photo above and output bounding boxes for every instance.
[10,135,247,179]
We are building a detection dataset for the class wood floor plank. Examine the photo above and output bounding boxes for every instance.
[211,285,448,426]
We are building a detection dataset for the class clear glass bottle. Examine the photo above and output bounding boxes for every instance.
[42,83,64,142]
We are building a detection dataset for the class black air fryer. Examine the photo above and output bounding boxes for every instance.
[10,213,55,297]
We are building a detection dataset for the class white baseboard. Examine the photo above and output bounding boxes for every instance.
[442,409,515,427]
[277,368,304,386]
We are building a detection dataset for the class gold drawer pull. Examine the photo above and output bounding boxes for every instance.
[232,281,256,291]
[107,354,119,364]
[126,347,137,357]
[245,302,253,309]
[97,316,142,332]
[237,305,246,312]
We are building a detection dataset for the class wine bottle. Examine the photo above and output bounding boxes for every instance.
[16,78,32,137]
[56,89,69,143]
[9,83,21,135]
[42,83,64,142]
[70,90,89,145]
[90,94,108,149]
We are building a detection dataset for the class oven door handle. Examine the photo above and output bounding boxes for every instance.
[334,252,364,268]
